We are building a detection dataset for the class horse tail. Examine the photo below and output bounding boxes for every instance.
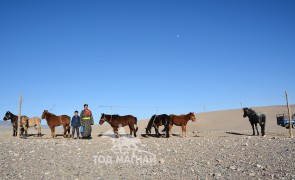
[260,114,266,136]
[164,115,170,138]
[135,117,138,132]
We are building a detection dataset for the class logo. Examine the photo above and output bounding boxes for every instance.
[93,125,157,165]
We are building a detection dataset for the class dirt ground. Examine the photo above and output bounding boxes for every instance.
[1,105,295,180]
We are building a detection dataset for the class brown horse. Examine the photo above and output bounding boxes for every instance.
[41,110,70,138]
[169,112,196,137]
[99,113,138,138]
[22,116,42,137]
[145,114,170,138]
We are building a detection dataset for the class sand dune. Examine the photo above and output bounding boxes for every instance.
[93,105,295,138]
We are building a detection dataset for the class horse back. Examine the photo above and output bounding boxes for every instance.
[60,115,70,125]
[28,117,41,126]
[170,114,183,126]
[113,115,136,126]
[157,114,170,125]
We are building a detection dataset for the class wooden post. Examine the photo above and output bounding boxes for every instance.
[285,91,293,138]
[17,95,22,138]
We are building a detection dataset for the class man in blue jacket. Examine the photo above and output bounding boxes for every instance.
[71,111,81,139]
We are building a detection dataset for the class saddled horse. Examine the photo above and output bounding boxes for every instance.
[243,108,266,136]
[99,113,138,138]
[169,112,196,137]
[3,111,26,136]
[145,114,170,138]
[41,110,70,138]
[22,116,42,137]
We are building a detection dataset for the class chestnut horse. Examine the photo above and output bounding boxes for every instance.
[99,113,138,138]
[169,112,196,137]
[41,110,70,138]
[145,114,170,138]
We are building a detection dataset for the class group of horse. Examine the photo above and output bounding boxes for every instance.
[3,110,71,138]
[2,107,266,138]
[99,112,196,138]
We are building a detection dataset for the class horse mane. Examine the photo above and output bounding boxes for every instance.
[244,108,256,116]
[45,111,57,117]
[248,108,256,115]
[6,111,17,122]
[147,115,156,130]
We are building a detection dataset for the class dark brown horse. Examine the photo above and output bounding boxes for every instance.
[145,114,170,138]
[99,113,138,138]
[3,111,26,137]
[169,112,196,137]
[41,110,70,138]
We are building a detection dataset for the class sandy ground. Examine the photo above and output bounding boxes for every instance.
[0,105,295,179]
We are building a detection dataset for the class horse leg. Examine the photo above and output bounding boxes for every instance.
[38,125,41,137]
[14,126,17,136]
[133,125,137,137]
[13,126,16,136]
[129,124,133,136]
[51,127,56,138]
[20,128,24,137]
[63,125,68,138]
[24,127,28,137]
[130,124,137,137]
[184,125,187,137]
[261,116,266,136]
[165,123,170,138]
[181,125,185,138]
[255,123,259,136]
[169,124,173,137]
[251,123,255,135]
[114,127,119,138]
[154,125,159,137]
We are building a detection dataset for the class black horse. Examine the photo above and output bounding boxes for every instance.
[145,114,170,138]
[3,111,25,136]
[243,108,266,136]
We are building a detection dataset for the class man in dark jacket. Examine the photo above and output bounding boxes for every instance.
[71,111,81,139]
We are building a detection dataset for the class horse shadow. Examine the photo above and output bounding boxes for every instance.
[225,132,249,136]
[141,133,181,138]
[98,133,133,138]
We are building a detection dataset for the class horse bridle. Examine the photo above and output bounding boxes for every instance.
[101,114,106,123]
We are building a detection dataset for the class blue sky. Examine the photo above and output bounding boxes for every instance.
[0,0,294,123]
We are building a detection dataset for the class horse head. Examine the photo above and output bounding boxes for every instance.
[189,112,196,122]
[3,111,12,121]
[243,108,250,118]
[41,110,49,119]
[99,113,106,125]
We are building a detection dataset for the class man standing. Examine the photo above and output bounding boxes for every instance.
[80,104,94,139]
[71,111,81,139]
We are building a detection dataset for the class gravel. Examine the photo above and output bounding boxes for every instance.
[0,133,295,180]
